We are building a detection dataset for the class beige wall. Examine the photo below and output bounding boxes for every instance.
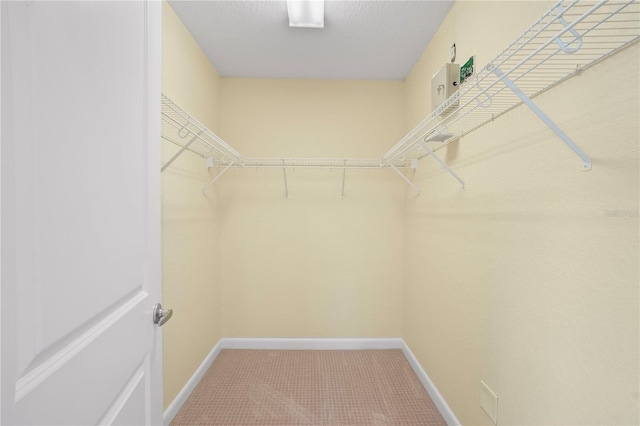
[161,1,222,409]
[217,79,406,337]
[403,1,639,425]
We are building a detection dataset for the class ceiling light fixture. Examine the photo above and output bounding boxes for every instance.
[287,0,324,28]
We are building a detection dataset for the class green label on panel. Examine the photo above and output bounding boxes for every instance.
[460,56,475,84]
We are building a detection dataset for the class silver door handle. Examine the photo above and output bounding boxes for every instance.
[153,303,173,326]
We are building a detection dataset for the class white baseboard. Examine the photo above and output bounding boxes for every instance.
[163,337,458,426]
[220,337,404,350]
[400,341,460,426]
[163,340,223,425]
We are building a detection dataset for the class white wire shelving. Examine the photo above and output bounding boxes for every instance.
[383,0,640,191]
[161,95,243,172]
[161,97,412,196]
[161,95,411,171]
[161,0,639,196]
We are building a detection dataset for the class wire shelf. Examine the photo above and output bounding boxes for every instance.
[161,95,243,171]
[382,0,640,167]
[161,95,411,171]
[161,0,638,194]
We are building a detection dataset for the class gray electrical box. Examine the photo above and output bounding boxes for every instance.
[431,63,460,115]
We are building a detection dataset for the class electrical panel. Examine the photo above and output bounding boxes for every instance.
[431,63,460,116]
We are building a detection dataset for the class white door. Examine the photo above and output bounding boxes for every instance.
[1,1,162,425]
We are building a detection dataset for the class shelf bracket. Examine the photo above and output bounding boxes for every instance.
[341,160,347,199]
[161,129,204,172]
[201,161,234,193]
[389,163,420,194]
[282,160,289,199]
[417,140,466,190]
[493,67,591,170]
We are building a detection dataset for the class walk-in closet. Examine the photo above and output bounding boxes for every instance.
[1,0,638,425]
[160,1,639,424]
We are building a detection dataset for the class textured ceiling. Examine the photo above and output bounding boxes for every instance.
[168,0,455,80]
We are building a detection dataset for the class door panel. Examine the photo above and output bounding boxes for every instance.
[108,366,148,426]
[22,0,146,352]
[1,1,162,425]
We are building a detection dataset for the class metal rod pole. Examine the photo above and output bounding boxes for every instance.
[201,162,234,193]
[493,67,591,170]
[417,140,466,189]
[341,160,346,199]
[161,130,203,172]
[282,160,289,199]
[389,164,420,194]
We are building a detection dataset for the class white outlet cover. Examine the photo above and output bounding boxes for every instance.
[480,380,498,425]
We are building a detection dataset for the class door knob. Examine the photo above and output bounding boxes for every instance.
[153,303,173,326]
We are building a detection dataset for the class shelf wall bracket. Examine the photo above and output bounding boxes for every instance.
[161,129,204,172]
[389,163,420,195]
[493,67,592,170]
[202,161,234,193]
[417,140,466,190]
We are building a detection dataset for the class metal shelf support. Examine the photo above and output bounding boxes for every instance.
[202,162,234,193]
[493,67,592,170]
[417,139,466,190]
[161,130,203,172]
[390,163,420,195]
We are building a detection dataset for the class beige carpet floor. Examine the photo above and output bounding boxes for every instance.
[171,349,447,425]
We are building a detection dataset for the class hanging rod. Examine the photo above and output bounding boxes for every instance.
[383,0,639,171]
[237,158,411,169]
